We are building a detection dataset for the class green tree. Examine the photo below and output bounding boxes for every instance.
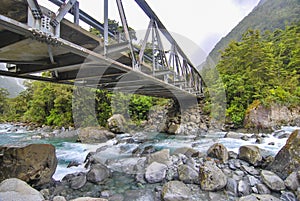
[0,88,9,121]
[216,24,300,127]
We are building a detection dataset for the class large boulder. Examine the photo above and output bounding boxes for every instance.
[77,127,115,143]
[244,103,300,131]
[161,181,191,201]
[0,178,44,201]
[0,144,57,187]
[207,143,228,163]
[107,114,127,134]
[145,162,167,183]
[267,130,300,179]
[178,164,199,184]
[224,131,243,139]
[199,161,227,191]
[261,170,285,191]
[87,164,111,183]
[147,149,171,165]
[238,145,262,166]
[62,172,87,190]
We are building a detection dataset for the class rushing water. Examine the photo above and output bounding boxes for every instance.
[0,123,298,182]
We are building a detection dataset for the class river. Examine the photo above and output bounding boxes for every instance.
[0,123,298,182]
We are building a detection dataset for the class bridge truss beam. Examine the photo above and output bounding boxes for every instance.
[0,0,204,99]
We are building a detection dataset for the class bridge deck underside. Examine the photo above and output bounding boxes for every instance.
[0,0,198,100]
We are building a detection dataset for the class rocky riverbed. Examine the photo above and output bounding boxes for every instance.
[0,123,300,201]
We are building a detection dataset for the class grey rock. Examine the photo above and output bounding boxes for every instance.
[69,173,87,190]
[241,165,260,175]
[247,175,261,187]
[168,123,181,134]
[124,189,155,201]
[108,114,127,134]
[241,135,250,141]
[87,164,110,183]
[226,178,238,196]
[78,127,115,143]
[280,191,297,201]
[238,145,262,166]
[0,178,44,201]
[178,164,198,184]
[207,143,228,163]
[162,181,191,201]
[256,184,270,195]
[199,161,227,191]
[285,171,300,191]
[145,162,167,183]
[224,131,243,139]
[147,149,171,165]
[232,171,244,181]
[267,130,300,179]
[261,170,285,191]
[172,147,198,158]
[238,178,251,197]
[208,192,229,201]
[0,144,57,187]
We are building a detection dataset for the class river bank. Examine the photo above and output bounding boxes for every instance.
[1,123,300,200]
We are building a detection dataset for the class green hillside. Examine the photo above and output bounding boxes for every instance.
[207,0,300,64]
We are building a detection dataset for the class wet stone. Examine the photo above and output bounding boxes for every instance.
[280,191,297,201]
[238,178,251,197]
[256,183,271,194]
[241,165,260,175]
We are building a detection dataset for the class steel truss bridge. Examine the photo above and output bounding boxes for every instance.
[0,0,204,99]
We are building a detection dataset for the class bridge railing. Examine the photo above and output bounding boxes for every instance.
[28,0,204,96]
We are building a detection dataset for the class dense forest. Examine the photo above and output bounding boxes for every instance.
[203,22,300,127]
[0,80,166,128]
[207,0,300,63]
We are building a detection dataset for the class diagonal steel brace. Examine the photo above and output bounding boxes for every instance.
[27,0,43,19]
[50,0,77,27]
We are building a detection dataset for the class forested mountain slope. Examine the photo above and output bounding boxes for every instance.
[207,0,300,64]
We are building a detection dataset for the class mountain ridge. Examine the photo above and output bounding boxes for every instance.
[205,0,300,65]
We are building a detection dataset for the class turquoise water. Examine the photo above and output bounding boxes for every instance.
[0,123,297,181]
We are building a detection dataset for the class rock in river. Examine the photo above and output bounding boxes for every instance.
[0,144,57,187]
[77,127,115,143]
[238,145,262,166]
[207,143,229,163]
[267,129,300,179]
[145,162,167,183]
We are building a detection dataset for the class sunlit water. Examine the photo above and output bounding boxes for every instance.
[0,123,298,181]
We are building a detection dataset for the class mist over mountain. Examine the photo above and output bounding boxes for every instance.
[206,0,300,65]
[0,64,25,98]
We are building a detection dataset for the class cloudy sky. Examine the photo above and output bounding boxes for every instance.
[40,0,260,60]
